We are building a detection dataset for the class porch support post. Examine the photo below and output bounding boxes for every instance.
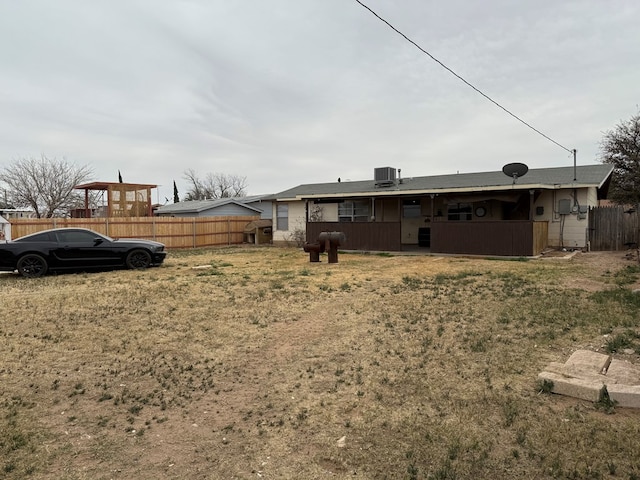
[529,189,535,221]
[430,194,435,220]
[371,197,375,221]
[305,200,309,243]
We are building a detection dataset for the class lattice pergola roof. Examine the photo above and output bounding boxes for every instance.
[75,182,158,217]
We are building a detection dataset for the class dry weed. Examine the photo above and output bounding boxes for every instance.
[1,247,639,479]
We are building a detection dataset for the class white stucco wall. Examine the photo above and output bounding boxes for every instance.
[272,201,307,244]
[536,187,593,248]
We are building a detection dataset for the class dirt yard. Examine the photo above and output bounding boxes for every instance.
[1,248,640,479]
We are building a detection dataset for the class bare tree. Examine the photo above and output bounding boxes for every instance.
[600,112,640,205]
[183,169,247,200]
[0,155,93,218]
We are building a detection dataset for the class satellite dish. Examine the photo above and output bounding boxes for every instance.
[502,162,529,183]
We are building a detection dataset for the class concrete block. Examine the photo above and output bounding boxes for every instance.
[606,359,640,385]
[606,384,640,408]
[564,350,611,376]
[543,362,569,375]
[538,371,604,402]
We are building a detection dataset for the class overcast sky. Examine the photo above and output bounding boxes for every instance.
[1,1,638,203]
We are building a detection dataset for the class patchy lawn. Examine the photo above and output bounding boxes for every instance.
[1,247,640,479]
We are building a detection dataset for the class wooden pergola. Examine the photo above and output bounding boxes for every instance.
[74,182,158,218]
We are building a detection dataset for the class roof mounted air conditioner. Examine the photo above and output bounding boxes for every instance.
[374,167,396,187]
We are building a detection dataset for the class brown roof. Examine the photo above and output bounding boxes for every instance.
[74,182,158,190]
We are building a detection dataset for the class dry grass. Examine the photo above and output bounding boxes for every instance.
[1,247,640,479]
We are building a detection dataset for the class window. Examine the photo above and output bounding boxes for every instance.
[56,230,99,243]
[276,204,288,230]
[447,203,472,221]
[18,232,54,242]
[403,199,421,218]
[338,200,370,222]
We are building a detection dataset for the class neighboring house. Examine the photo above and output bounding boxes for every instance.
[268,164,614,256]
[0,208,37,219]
[155,195,273,219]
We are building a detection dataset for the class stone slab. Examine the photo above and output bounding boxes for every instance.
[564,350,611,376]
[606,359,640,385]
[538,371,605,402]
[607,384,640,408]
[539,350,640,408]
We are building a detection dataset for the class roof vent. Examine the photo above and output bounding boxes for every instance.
[374,167,396,187]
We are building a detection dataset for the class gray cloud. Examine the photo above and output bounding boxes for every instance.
[1,0,638,201]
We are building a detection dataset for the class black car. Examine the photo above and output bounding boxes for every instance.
[0,228,167,278]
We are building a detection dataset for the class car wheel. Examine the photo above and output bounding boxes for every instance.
[126,249,152,269]
[17,254,48,278]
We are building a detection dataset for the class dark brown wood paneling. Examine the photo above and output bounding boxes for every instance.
[306,222,402,251]
[430,221,540,256]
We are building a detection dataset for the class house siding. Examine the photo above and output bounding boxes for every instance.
[431,221,547,256]
[247,200,273,219]
[161,204,260,218]
[543,187,591,248]
[272,201,307,244]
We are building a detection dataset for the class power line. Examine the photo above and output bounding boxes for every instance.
[354,0,573,154]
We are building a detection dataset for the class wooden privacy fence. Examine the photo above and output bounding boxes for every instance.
[588,205,639,250]
[9,216,260,249]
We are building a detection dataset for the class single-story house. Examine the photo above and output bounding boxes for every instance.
[268,164,614,256]
[0,208,37,219]
[155,195,273,219]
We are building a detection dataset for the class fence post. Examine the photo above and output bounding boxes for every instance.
[193,218,196,248]
[105,217,109,236]
[228,218,231,245]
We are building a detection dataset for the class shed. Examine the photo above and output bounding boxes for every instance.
[244,219,273,245]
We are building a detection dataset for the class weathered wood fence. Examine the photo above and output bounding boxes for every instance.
[9,216,260,249]
[588,205,639,250]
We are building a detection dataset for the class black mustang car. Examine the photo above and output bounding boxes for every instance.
[0,228,167,278]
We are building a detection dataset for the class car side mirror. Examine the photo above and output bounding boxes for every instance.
[93,238,104,245]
